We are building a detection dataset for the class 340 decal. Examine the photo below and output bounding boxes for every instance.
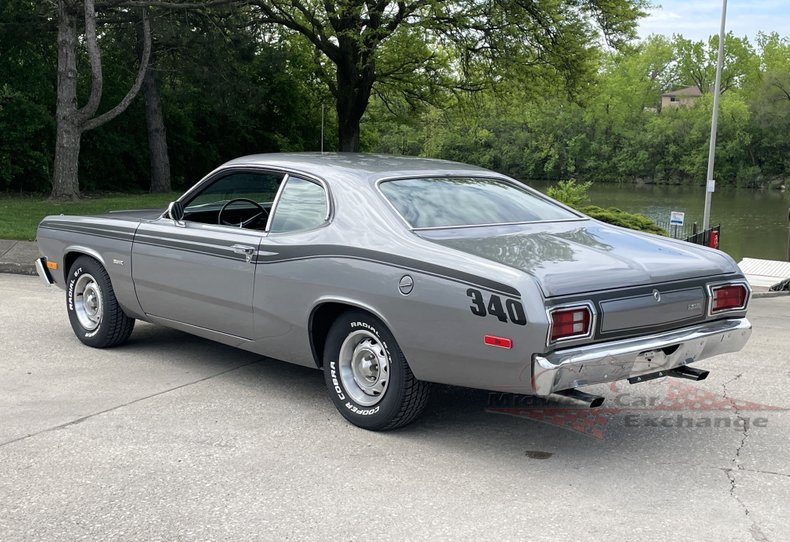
[466,288,527,325]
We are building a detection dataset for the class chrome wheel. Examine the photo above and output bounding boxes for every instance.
[73,273,103,331]
[338,330,390,406]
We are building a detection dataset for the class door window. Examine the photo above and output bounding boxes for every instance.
[183,171,284,228]
[187,172,283,209]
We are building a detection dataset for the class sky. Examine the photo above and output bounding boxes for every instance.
[637,0,790,42]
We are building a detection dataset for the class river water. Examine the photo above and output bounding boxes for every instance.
[533,182,790,264]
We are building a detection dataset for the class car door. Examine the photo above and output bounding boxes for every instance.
[132,170,284,339]
[249,174,332,362]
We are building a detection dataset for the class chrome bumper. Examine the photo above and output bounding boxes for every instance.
[34,257,53,287]
[532,318,751,396]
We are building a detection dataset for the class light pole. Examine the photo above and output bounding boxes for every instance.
[703,0,729,231]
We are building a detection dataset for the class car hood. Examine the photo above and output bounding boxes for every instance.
[419,220,739,297]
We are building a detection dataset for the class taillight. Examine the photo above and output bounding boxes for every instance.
[710,283,748,313]
[549,305,592,343]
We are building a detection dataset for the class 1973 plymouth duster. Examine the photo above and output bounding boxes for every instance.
[35,153,752,430]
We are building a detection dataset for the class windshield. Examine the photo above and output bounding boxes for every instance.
[379,177,580,229]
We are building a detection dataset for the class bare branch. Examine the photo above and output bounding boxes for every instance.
[83,9,152,131]
[77,0,104,122]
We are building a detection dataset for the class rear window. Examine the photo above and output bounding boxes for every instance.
[379,177,579,229]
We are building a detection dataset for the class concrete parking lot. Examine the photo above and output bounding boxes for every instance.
[1,273,788,541]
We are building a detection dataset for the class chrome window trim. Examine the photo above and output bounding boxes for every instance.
[169,167,287,217]
[545,301,597,348]
[374,175,584,231]
[159,164,334,230]
[412,218,589,232]
[264,173,290,232]
[706,279,751,317]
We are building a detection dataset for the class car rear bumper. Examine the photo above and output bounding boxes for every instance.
[532,318,752,396]
[34,257,53,287]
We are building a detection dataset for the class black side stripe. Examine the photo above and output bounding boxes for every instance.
[39,224,133,242]
[40,225,520,299]
[254,245,521,298]
[42,221,136,234]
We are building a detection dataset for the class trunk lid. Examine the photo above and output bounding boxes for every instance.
[420,220,738,297]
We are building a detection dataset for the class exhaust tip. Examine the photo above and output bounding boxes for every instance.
[554,388,605,408]
[668,365,710,381]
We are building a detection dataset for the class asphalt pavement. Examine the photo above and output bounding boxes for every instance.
[1,273,788,541]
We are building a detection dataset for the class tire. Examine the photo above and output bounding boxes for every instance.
[66,256,135,348]
[323,310,431,430]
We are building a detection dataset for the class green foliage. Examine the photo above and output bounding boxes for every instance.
[371,32,788,189]
[581,205,668,235]
[0,0,56,192]
[0,2,787,197]
[546,179,593,208]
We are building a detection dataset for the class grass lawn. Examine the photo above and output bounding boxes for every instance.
[0,192,181,240]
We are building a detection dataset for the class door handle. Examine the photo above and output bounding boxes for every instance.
[231,244,255,263]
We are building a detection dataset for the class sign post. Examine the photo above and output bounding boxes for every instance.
[670,211,685,239]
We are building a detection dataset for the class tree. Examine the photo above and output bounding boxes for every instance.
[250,0,647,151]
[747,33,790,179]
[673,33,758,94]
[138,20,171,193]
[0,0,57,192]
[51,0,151,199]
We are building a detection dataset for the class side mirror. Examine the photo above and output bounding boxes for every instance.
[167,201,185,223]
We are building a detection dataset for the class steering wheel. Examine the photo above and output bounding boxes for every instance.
[218,198,267,228]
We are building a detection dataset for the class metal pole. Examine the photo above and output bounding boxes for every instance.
[703,0,728,231]
[320,104,325,154]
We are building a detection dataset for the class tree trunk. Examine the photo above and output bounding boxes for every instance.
[51,0,81,200]
[50,1,151,200]
[52,120,82,200]
[335,60,375,152]
[142,67,171,192]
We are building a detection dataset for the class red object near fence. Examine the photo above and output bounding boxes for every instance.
[709,229,719,249]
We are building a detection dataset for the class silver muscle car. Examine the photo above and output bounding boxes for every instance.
[35,153,752,430]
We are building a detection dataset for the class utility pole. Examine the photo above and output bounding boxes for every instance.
[703,0,728,231]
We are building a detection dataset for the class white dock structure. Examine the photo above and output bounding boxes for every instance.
[738,257,790,290]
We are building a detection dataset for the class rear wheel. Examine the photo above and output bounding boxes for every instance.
[66,256,135,348]
[323,311,431,430]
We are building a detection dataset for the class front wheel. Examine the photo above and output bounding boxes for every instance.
[66,256,135,348]
[323,311,431,430]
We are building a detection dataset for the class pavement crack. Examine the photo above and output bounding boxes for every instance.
[720,467,790,479]
[0,359,263,449]
[721,373,770,542]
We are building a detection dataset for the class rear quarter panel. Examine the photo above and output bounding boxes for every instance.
[252,241,548,393]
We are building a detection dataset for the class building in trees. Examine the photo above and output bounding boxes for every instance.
[660,86,702,110]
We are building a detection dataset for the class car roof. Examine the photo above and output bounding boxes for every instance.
[222,152,499,184]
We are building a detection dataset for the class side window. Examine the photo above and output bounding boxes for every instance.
[269,176,328,234]
[182,171,284,229]
[186,172,283,210]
